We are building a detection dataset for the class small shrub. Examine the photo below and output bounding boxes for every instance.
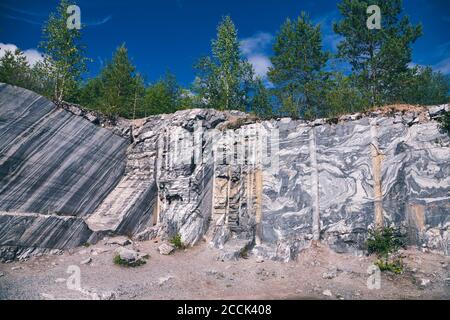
[366,227,407,274]
[439,110,450,137]
[375,259,404,275]
[170,234,185,250]
[113,255,146,268]
[366,227,406,258]
[239,247,249,259]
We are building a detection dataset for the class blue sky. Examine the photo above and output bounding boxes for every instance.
[1,0,449,87]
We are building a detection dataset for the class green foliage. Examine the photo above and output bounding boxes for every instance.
[401,67,450,105]
[268,12,329,119]
[239,247,249,259]
[440,111,450,137]
[113,254,147,268]
[98,44,142,118]
[194,16,255,111]
[40,0,88,102]
[366,227,406,274]
[3,1,447,121]
[170,234,185,250]
[142,72,182,116]
[334,0,422,106]
[367,227,406,258]
[0,49,30,88]
[29,60,56,98]
[178,89,199,110]
[375,258,404,274]
[79,77,103,111]
[250,78,273,118]
[323,73,369,117]
[79,44,145,119]
[0,49,54,97]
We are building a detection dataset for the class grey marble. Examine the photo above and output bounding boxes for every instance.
[0,211,92,262]
[0,84,128,215]
[0,84,448,261]
[0,84,127,259]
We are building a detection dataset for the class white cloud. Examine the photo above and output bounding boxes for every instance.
[0,43,44,66]
[240,32,274,80]
[247,54,273,78]
[434,56,450,75]
[240,32,273,56]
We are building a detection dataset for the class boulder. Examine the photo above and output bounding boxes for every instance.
[158,243,175,255]
[114,247,140,263]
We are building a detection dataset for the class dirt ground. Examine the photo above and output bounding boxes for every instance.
[0,239,449,300]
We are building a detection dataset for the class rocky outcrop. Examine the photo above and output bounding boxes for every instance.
[0,84,128,260]
[0,212,92,261]
[0,84,128,215]
[0,83,448,261]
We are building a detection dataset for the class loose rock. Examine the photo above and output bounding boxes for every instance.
[158,243,175,256]
[322,266,339,279]
[420,278,431,288]
[322,289,333,297]
[158,275,174,286]
[114,247,139,262]
[106,236,132,246]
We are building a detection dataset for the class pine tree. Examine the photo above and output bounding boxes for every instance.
[40,0,88,103]
[194,16,255,111]
[79,77,103,111]
[334,0,422,106]
[99,44,141,118]
[132,73,145,119]
[143,73,181,116]
[324,73,368,117]
[0,49,31,88]
[251,79,273,118]
[268,12,329,119]
[0,49,54,98]
[401,67,449,105]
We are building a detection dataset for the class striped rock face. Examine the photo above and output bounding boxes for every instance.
[0,84,128,260]
[0,83,449,261]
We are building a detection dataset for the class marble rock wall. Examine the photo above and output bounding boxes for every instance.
[0,84,128,215]
[256,111,449,260]
[0,83,448,261]
[0,212,93,262]
[0,84,128,259]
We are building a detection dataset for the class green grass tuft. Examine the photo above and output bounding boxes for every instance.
[113,254,146,268]
[366,226,407,275]
[170,234,186,250]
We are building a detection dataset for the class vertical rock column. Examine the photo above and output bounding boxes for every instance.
[254,166,263,245]
[370,119,384,228]
[309,126,321,241]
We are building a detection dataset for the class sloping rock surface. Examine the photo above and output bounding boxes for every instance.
[0,84,128,260]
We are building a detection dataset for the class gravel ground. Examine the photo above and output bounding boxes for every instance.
[0,239,448,300]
